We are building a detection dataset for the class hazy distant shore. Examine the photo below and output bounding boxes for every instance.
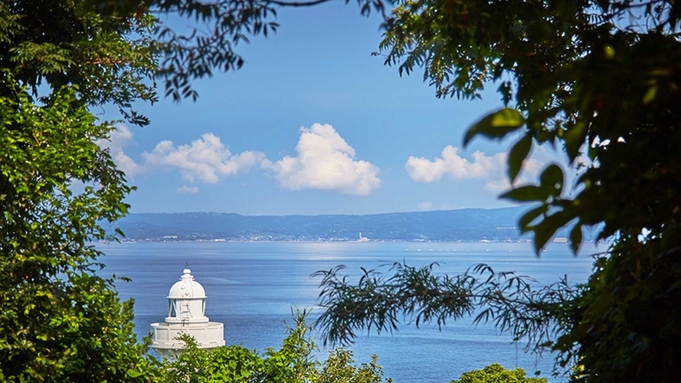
[113,207,601,243]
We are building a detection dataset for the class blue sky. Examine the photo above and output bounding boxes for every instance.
[101,3,557,216]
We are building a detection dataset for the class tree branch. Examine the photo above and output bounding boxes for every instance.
[313,262,579,353]
[267,0,334,6]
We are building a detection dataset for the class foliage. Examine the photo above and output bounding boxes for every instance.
[158,311,391,383]
[380,0,681,253]
[316,1,681,383]
[557,234,681,382]
[314,349,391,383]
[450,363,546,383]
[159,336,261,383]
[315,262,579,352]
[0,79,156,381]
[0,0,158,125]
[0,0,160,380]
[90,0,387,102]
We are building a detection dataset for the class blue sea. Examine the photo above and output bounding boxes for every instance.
[99,241,599,382]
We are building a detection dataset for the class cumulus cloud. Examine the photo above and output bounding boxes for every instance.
[98,126,266,191]
[96,125,138,177]
[482,154,545,193]
[406,145,544,192]
[142,133,266,184]
[406,146,505,182]
[177,185,200,194]
[264,123,380,195]
[98,124,380,195]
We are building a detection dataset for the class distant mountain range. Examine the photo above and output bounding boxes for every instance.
[115,207,598,242]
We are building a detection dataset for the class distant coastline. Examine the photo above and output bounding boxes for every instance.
[113,238,540,243]
[114,207,601,243]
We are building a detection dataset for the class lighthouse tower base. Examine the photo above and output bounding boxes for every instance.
[151,322,225,358]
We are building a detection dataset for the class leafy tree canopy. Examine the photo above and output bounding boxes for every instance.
[88,0,387,103]
[0,0,158,125]
[379,0,681,253]
[2,0,155,380]
[158,312,393,383]
[0,75,155,381]
[451,363,547,383]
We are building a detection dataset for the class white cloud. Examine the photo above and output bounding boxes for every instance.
[99,124,381,196]
[96,125,138,178]
[264,123,380,195]
[98,126,267,191]
[406,146,505,182]
[406,145,544,192]
[482,155,544,193]
[142,133,265,184]
[177,185,200,194]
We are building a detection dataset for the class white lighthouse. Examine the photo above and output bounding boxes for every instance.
[151,268,225,358]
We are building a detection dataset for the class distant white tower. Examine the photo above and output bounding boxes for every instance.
[151,268,225,358]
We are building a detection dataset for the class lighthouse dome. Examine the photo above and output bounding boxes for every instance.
[168,268,206,299]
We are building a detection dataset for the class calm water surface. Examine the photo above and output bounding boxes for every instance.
[99,242,599,383]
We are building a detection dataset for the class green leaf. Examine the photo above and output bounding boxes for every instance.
[588,142,598,161]
[540,164,564,197]
[519,205,548,232]
[464,108,525,147]
[500,185,548,202]
[564,121,587,161]
[508,134,532,183]
[126,369,142,378]
[532,212,571,254]
[533,222,555,255]
[569,224,583,255]
[642,85,658,104]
